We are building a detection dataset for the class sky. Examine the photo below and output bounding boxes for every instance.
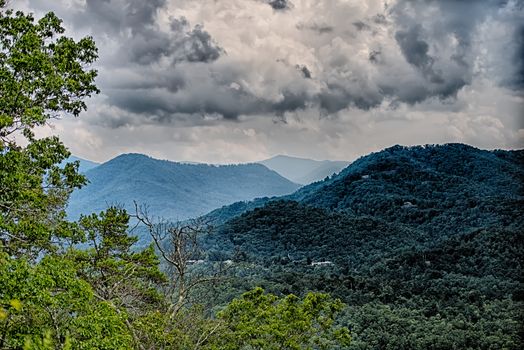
[10,0,524,163]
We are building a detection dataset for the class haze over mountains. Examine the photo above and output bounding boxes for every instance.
[66,154,300,221]
[258,155,349,184]
[65,152,350,220]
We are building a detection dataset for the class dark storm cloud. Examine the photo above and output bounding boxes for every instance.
[296,22,334,34]
[125,28,171,65]
[21,0,522,127]
[72,0,224,122]
[104,0,521,123]
[171,21,223,63]
[384,0,522,104]
[368,50,381,63]
[267,0,292,11]
[353,21,371,31]
[511,24,524,89]
[112,88,264,122]
[78,0,166,33]
[318,84,382,114]
[103,74,318,124]
[395,25,444,84]
[296,65,312,79]
[74,0,223,66]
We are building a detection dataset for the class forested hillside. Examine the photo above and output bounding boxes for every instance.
[67,153,300,220]
[201,144,524,349]
[291,144,523,233]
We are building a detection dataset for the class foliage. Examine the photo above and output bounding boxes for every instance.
[0,5,98,137]
[206,144,524,349]
[0,3,98,257]
[0,5,138,348]
[0,252,132,349]
[72,207,166,309]
[211,287,351,350]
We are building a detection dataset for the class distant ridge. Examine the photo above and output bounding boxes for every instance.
[204,143,524,226]
[67,153,300,221]
[258,154,349,184]
[62,155,99,173]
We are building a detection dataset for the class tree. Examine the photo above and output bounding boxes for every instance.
[135,203,222,311]
[0,3,134,348]
[71,207,167,349]
[0,251,133,349]
[211,287,351,350]
[0,1,98,257]
[74,208,165,309]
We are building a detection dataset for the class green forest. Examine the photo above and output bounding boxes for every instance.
[1,4,523,350]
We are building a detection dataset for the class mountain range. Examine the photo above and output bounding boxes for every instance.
[199,143,523,349]
[206,143,523,226]
[66,154,300,221]
[258,154,349,184]
[65,143,523,348]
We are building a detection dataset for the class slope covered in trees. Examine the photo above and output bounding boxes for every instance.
[208,206,523,348]
[67,153,300,221]
[208,144,523,229]
[290,144,523,235]
[201,144,524,349]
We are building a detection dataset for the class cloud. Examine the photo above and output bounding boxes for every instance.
[14,0,524,162]
[19,0,522,124]
[296,22,334,34]
[510,23,524,89]
[395,25,441,82]
[266,0,292,11]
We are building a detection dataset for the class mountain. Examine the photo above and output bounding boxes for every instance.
[199,144,524,349]
[61,155,99,173]
[67,153,300,221]
[258,155,349,184]
[288,143,523,233]
[209,143,523,228]
[209,145,523,262]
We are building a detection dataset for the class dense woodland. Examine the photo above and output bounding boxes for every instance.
[1,4,523,350]
[204,144,524,349]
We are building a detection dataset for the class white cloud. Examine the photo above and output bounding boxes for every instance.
[11,0,524,162]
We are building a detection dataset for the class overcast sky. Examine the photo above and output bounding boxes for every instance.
[11,0,524,163]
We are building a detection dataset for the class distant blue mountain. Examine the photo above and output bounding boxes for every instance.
[67,153,300,221]
[62,156,99,173]
[258,155,349,184]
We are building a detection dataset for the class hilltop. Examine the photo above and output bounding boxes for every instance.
[200,144,524,349]
[67,153,300,221]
